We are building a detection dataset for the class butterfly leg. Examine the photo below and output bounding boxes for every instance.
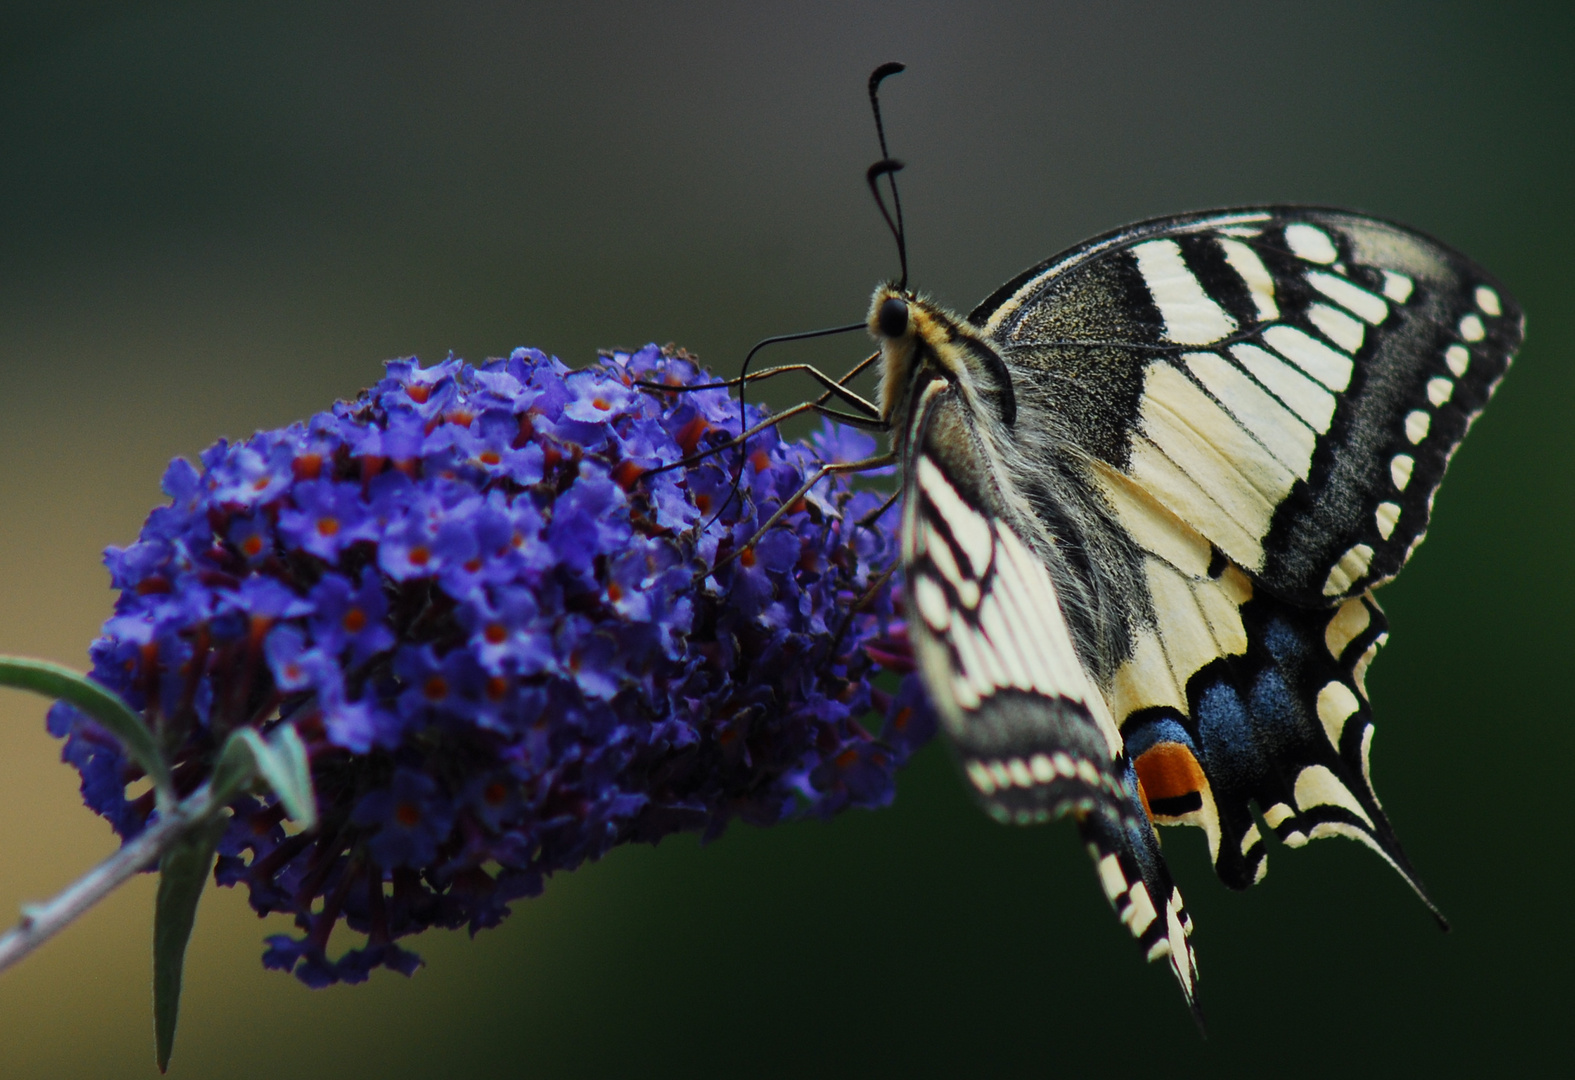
[641,400,825,479]
[635,357,883,419]
[708,454,897,577]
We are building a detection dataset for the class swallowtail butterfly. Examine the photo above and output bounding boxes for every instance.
[872,200,1518,1015]
[806,64,1522,1017]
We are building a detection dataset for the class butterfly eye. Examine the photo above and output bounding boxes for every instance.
[878,296,909,338]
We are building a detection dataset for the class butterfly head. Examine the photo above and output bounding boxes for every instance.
[867,283,1018,430]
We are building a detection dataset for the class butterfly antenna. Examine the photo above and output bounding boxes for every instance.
[867,61,908,290]
[702,64,910,546]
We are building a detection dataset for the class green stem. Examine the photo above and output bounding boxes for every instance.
[0,782,226,977]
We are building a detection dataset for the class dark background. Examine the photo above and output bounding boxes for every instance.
[0,3,1568,1077]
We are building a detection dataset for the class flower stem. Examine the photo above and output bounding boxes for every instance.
[0,783,220,976]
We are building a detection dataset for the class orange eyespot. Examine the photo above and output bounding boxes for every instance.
[1133,743,1207,821]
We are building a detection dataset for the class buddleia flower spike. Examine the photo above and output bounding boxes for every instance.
[45,344,932,990]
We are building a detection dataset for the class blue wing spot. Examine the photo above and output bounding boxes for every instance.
[1247,668,1301,745]
[1194,675,1264,790]
[1259,616,1307,663]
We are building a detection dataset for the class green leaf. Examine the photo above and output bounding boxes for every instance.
[213,724,318,830]
[0,656,173,802]
[152,814,227,1073]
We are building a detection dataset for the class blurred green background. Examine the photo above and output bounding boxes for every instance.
[0,2,1568,1076]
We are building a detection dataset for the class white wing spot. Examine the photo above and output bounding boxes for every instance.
[1360,725,1377,792]
[1008,757,1034,788]
[1404,409,1431,444]
[980,593,1035,691]
[1375,501,1401,540]
[966,760,996,795]
[1426,377,1454,407]
[989,524,1107,733]
[951,673,981,711]
[955,578,981,610]
[1324,596,1372,659]
[1285,223,1338,264]
[1352,632,1386,699]
[1030,753,1055,783]
[1307,270,1390,325]
[1390,454,1414,491]
[1459,313,1486,342]
[1131,239,1238,345]
[1293,764,1375,828]
[1124,881,1158,936]
[1322,543,1375,597]
[1475,285,1502,316]
[1182,351,1317,480]
[913,574,951,632]
[1445,344,1470,377]
[1230,343,1337,433]
[1240,822,1263,857]
[1096,854,1127,904]
[1076,759,1101,787]
[1316,681,1361,750]
[1216,237,1280,321]
[922,518,966,589]
[917,458,992,577]
[1307,302,1365,353]
[1165,899,1193,992]
[1141,363,1291,531]
[1262,325,1354,391]
[1381,270,1414,302]
[950,626,995,705]
[1263,803,1295,828]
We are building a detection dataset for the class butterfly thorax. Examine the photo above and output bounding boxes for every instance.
[868,284,1145,689]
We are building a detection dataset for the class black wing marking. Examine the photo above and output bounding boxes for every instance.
[972,207,1521,606]
[899,389,1199,1010]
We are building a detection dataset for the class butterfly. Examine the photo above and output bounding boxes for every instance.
[758,64,1521,1018]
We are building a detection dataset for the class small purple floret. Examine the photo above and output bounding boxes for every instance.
[48,344,929,986]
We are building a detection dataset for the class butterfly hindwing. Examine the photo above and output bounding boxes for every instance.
[1072,465,1432,899]
[972,207,1521,606]
[899,378,1199,1007]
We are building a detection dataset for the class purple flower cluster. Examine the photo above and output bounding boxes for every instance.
[48,345,932,986]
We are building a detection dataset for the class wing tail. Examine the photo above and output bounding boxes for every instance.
[1076,783,1202,1025]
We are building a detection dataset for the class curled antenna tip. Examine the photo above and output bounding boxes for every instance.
[869,62,906,92]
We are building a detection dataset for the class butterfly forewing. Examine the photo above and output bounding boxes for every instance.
[973,207,1521,605]
[899,376,1199,1008]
